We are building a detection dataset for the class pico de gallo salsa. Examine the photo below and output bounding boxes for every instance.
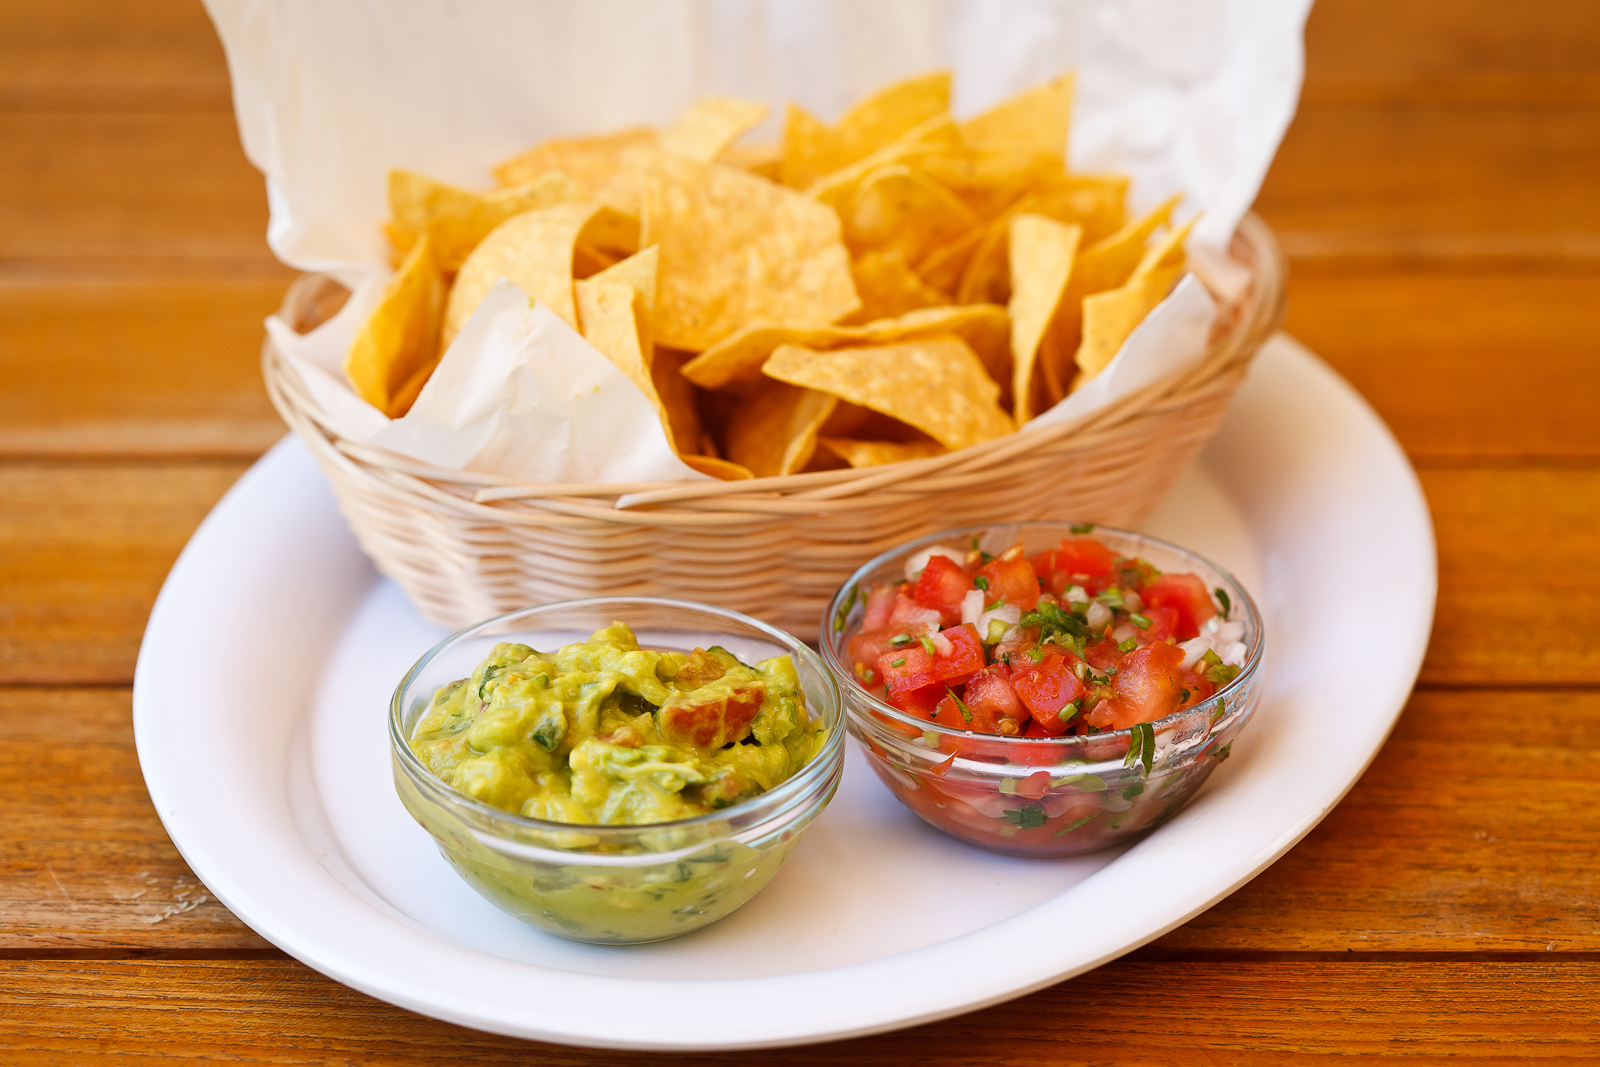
[843,530,1248,737]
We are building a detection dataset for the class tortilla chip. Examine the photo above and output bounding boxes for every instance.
[680,303,1010,391]
[806,113,962,210]
[660,96,771,163]
[818,437,945,468]
[1034,196,1181,392]
[719,141,782,179]
[763,335,1013,450]
[914,226,987,294]
[843,163,979,263]
[724,381,839,477]
[1007,215,1082,423]
[575,278,655,408]
[387,169,580,271]
[344,231,445,418]
[955,176,1128,306]
[1130,216,1197,294]
[588,245,659,358]
[444,201,637,345]
[640,154,859,351]
[651,348,707,457]
[842,248,951,323]
[960,73,1075,160]
[682,454,753,480]
[491,127,658,215]
[1074,274,1172,385]
[780,71,951,188]
[917,149,1063,221]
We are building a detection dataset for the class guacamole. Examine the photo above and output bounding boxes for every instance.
[408,622,824,826]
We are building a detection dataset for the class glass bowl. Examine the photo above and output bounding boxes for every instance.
[821,523,1263,858]
[390,597,845,945]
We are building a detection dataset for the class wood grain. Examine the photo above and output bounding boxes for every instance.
[0,959,1594,1064]
[0,460,249,684]
[0,280,289,457]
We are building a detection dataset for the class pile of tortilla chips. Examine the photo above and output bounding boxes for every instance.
[346,70,1198,480]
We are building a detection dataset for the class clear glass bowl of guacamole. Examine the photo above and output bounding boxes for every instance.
[390,597,844,945]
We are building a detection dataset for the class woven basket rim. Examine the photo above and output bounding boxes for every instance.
[264,213,1286,517]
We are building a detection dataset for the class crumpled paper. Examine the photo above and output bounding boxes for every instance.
[209,0,1309,485]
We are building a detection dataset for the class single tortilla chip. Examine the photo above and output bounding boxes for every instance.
[806,113,962,210]
[1007,214,1082,423]
[725,381,839,478]
[1074,273,1174,385]
[682,454,753,480]
[387,169,580,271]
[651,348,707,457]
[588,245,659,359]
[719,141,782,179]
[445,201,637,345]
[843,248,951,324]
[491,127,658,215]
[345,231,445,418]
[763,335,1013,451]
[915,226,987,294]
[680,303,1010,391]
[660,96,771,163]
[843,163,979,263]
[780,71,951,188]
[917,149,1063,221]
[641,154,859,351]
[818,437,945,468]
[955,176,1128,305]
[576,278,656,412]
[960,73,1075,160]
[1130,216,1197,294]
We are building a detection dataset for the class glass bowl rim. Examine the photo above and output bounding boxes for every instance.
[819,521,1264,749]
[389,595,846,838]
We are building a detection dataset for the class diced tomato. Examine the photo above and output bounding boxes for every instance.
[861,582,898,631]
[913,554,974,625]
[1010,651,1085,735]
[1141,573,1217,640]
[1034,537,1117,589]
[847,629,900,687]
[1135,604,1180,643]
[888,684,943,719]
[963,664,1023,728]
[974,552,1040,611]
[878,623,986,694]
[887,591,943,634]
[1084,635,1122,672]
[1087,641,1185,729]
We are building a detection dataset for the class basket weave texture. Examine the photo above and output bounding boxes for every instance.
[264,214,1286,639]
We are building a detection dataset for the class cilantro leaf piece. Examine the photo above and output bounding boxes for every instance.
[945,685,974,724]
[1215,587,1232,618]
[1003,805,1047,829]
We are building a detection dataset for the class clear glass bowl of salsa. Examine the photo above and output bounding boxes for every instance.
[821,523,1263,858]
[390,597,844,944]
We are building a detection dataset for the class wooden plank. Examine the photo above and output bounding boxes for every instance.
[0,111,277,271]
[1259,103,1600,271]
[4,687,1594,954]
[1,464,1595,686]
[0,460,249,685]
[0,689,272,951]
[0,959,1593,1063]
[1157,689,1600,952]
[0,0,230,110]
[1420,469,1600,687]
[0,280,289,457]
[1286,275,1600,462]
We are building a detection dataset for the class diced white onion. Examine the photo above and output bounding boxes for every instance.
[1217,619,1246,642]
[960,589,985,627]
[1219,639,1247,667]
[1179,637,1209,669]
[1123,590,1143,613]
[1065,584,1089,605]
[904,544,964,583]
[1086,600,1111,632]
[1111,622,1137,643]
[1202,615,1221,636]
[930,630,954,657]
[978,602,1021,636]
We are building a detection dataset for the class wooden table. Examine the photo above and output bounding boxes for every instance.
[3,2,1597,1061]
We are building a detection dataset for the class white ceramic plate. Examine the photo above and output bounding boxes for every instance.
[134,335,1434,1050]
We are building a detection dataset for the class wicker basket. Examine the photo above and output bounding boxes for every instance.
[263,214,1286,638]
